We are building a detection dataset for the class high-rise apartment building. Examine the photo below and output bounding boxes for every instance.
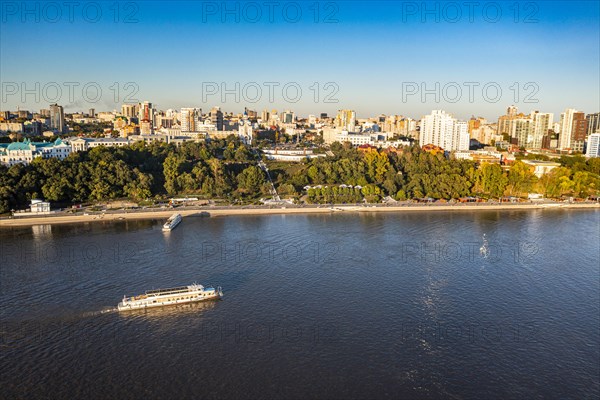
[468,116,481,134]
[559,109,587,152]
[261,110,270,122]
[586,112,600,135]
[141,102,153,120]
[335,110,356,132]
[571,112,588,153]
[121,104,138,119]
[49,104,65,133]
[586,133,600,157]
[281,110,295,124]
[210,107,224,130]
[138,101,154,134]
[497,106,520,138]
[530,111,553,149]
[559,108,577,150]
[180,108,202,132]
[509,117,533,147]
[419,110,469,151]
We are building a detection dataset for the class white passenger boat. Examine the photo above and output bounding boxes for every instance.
[118,283,223,311]
[162,213,182,231]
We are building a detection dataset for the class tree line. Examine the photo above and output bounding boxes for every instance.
[0,136,265,213]
[1,138,599,213]
[268,143,600,203]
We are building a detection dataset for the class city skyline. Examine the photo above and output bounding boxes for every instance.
[3,101,599,123]
[1,1,599,119]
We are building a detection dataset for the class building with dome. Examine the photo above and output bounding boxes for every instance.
[238,110,254,144]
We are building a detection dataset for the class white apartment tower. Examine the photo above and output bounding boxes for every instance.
[559,108,577,150]
[586,133,600,157]
[419,110,469,151]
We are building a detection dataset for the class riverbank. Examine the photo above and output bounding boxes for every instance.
[0,202,598,227]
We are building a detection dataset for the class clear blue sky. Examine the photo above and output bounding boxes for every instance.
[1,1,599,120]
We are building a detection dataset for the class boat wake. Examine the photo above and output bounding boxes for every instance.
[80,307,118,318]
[480,234,489,259]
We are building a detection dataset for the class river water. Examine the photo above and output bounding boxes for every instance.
[1,210,598,399]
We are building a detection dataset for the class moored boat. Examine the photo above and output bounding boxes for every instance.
[118,283,223,311]
[162,213,182,231]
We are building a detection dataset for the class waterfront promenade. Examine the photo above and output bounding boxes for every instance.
[0,202,598,227]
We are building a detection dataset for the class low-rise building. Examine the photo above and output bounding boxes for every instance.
[30,199,51,213]
[323,128,410,148]
[521,159,561,177]
[69,137,130,152]
[0,122,25,134]
[262,148,326,162]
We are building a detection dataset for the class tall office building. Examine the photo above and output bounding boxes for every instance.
[586,112,600,135]
[49,104,65,133]
[89,108,95,118]
[210,107,224,130]
[335,109,356,132]
[180,108,202,132]
[586,133,600,157]
[419,110,469,151]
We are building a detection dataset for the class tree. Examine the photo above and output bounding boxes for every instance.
[163,154,185,195]
[536,167,571,198]
[477,163,508,199]
[237,166,265,195]
[507,161,537,196]
[361,184,382,203]
[234,145,252,162]
[124,170,153,200]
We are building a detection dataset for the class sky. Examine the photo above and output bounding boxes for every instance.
[1,0,599,120]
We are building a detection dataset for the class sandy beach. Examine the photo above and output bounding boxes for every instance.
[0,202,598,228]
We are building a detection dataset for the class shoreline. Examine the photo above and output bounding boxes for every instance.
[0,203,598,228]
